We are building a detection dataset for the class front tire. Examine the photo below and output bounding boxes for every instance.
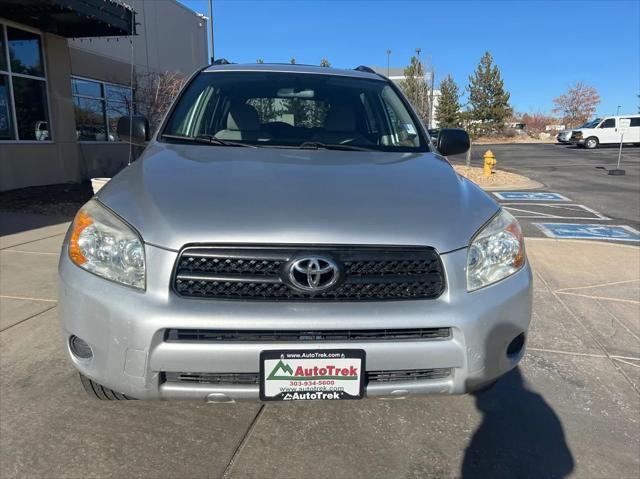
[79,373,135,400]
[584,137,599,149]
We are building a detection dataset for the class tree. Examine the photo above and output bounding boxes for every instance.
[256,58,264,64]
[134,70,185,132]
[399,56,431,123]
[467,52,511,135]
[519,112,560,133]
[320,58,331,67]
[552,82,600,127]
[435,75,461,128]
[290,57,296,64]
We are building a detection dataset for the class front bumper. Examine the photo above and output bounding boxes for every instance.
[58,242,533,401]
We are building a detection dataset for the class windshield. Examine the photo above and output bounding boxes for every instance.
[580,119,601,128]
[161,71,428,152]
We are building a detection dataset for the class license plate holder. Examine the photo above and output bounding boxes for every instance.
[259,349,366,402]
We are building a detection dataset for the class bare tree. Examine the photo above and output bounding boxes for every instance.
[134,71,185,132]
[552,82,600,128]
[519,112,561,133]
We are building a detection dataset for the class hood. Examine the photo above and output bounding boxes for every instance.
[97,143,499,253]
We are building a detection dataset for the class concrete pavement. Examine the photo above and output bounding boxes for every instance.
[0,213,638,478]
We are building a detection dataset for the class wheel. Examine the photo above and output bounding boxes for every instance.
[79,373,135,400]
[584,136,599,149]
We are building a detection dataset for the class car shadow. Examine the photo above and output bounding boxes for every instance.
[461,367,574,479]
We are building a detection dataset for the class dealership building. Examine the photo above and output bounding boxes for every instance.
[0,0,208,191]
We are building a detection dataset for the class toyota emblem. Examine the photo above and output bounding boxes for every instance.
[288,257,340,292]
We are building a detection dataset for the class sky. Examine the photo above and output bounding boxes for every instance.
[180,0,639,117]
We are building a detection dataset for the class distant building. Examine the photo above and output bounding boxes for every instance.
[0,0,208,191]
[369,66,440,129]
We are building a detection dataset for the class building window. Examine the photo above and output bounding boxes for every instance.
[0,23,51,141]
[71,77,134,142]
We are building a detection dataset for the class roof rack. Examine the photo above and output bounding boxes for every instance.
[212,58,233,65]
[354,65,376,74]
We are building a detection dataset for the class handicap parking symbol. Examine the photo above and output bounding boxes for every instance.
[534,223,640,242]
[494,192,570,201]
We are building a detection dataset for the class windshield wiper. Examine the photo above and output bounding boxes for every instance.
[297,141,373,151]
[161,134,257,148]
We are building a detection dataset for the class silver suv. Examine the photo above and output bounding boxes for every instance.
[58,63,532,402]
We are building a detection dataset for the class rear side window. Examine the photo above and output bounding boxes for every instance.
[600,118,615,128]
[627,117,640,127]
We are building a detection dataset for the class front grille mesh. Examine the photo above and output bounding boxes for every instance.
[163,368,451,385]
[165,328,451,342]
[173,246,445,301]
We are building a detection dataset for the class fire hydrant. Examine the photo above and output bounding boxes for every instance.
[483,150,496,177]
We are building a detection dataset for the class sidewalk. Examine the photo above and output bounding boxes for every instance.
[1,212,638,478]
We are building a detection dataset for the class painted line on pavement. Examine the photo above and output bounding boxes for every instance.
[0,294,57,303]
[533,223,640,242]
[556,291,639,305]
[556,278,639,293]
[3,249,59,256]
[503,203,610,220]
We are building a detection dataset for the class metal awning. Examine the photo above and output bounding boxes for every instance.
[0,0,136,37]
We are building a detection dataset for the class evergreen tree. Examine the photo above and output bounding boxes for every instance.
[435,75,461,128]
[399,56,431,124]
[320,58,331,67]
[256,58,264,64]
[290,58,296,64]
[467,52,511,134]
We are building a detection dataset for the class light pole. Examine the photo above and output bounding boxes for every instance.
[208,0,215,63]
[415,48,424,124]
[386,49,391,77]
[616,105,621,115]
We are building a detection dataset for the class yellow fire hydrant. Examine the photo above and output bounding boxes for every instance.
[483,150,496,177]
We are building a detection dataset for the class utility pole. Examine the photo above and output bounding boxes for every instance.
[208,0,215,63]
[429,66,435,129]
[386,49,391,77]
[415,48,424,123]
[616,105,621,115]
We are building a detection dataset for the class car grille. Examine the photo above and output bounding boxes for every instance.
[163,368,451,385]
[172,246,445,301]
[165,328,451,342]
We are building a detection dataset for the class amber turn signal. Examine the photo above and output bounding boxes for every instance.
[69,209,93,265]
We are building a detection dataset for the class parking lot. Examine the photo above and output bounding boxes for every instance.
[1,144,639,479]
[452,143,640,239]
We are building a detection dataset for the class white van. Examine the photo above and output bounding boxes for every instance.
[571,115,640,149]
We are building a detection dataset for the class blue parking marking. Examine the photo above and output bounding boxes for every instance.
[533,223,640,242]
[494,192,570,201]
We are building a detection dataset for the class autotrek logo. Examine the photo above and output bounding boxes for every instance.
[266,360,359,381]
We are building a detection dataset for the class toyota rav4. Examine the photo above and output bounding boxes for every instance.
[58,63,532,402]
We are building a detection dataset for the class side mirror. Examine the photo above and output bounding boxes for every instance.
[436,128,471,156]
[117,115,150,145]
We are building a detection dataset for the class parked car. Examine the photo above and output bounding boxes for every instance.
[58,63,532,402]
[570,115,640,149]
[556,119,599,144]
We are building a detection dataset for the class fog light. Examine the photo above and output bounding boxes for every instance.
[69,335,93,359]
[507,333,525,357]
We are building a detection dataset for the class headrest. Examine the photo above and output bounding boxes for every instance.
[324,106,356,132]
[227,104,260,131]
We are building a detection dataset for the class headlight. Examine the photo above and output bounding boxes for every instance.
[467,209,525,291]
[69,200,145,290]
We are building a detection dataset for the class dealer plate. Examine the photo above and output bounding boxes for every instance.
[259,350,366,401]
